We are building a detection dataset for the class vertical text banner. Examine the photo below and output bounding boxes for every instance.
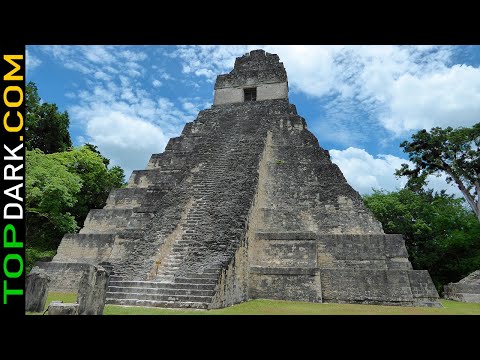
[1,45,26,316]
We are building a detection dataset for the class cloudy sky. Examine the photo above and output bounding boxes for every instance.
[26,45,480,197]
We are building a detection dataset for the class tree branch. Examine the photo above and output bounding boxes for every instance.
[442,165,478,219]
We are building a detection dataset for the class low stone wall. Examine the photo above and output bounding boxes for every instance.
[248,232,439,306]
[31,262,96,292]
[249,266,439,307]
[52,233,116,264]
[251,232,412,271]
[444,271,480,303]
[213,82,288,105]
[249,267,322,303]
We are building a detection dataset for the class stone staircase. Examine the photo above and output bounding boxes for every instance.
[106,277,218,309]
[105,109,261,309]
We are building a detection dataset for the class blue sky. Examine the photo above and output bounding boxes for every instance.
[25,45,480,197]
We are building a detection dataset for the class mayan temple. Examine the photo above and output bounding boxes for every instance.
[34,49,440,309]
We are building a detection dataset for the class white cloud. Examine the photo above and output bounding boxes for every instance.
[381,65,480,134]
[93,71,111,81]
[172,45,480,137]
[84,111,168,176]
[160,72,173,81]
[119,50,147,62]
[330,147,407,194]
[69,81,202,177]
[70,95,172,177]
[330,147,462,197]
[26,50,42,72]
[35,45,208,178]
[34,45,480,187]
[179,97,212,116]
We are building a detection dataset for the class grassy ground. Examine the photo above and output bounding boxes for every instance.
[27,292,480,315]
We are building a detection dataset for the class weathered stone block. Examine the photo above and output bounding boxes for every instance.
[48,302,79,315]
[249,267,321,303]
[31,262,95,292]
[53,234,116,264]
[25,271,50,313]
[444,270,480,303]
[77,266,109,315]
[320,269,414,304]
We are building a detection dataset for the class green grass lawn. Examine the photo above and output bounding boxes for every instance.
[27,292,480,315]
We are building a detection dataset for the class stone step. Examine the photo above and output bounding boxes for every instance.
[155,275,174,283]
[80,209,153,234]
[181,272,220,279]
[172,243,191,247]
[173,242,194,248]
[175,277,218,285]
[108,286,215,296]
[109,281,216,290]
[106,291,212,303]
[53,233,117,262]
[164,260,182,265]
[197,268,223,274]
[162,261,182,267]
[160,270,179,275]
[165,255,184,260]
[172,247,193,253]
[167,255,186,260]
[105,188,148,209]
[105,298,209,309]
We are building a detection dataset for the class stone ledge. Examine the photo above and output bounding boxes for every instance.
[255,232,317,240]
[250,266,318,275]
[60,233,116,246]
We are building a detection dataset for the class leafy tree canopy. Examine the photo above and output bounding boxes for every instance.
[25,82,126,272]
[26,146,125,250]
[26,81,72,153]
[54,145,125,225]
[396,123,480,221]
[26,149,82,250]
[364,188,480,292]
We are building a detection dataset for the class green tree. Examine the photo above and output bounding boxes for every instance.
[364,188,480,292]
[26,149,82,251]
[25,81,72,153]
[24,82,126,271]
[54,145,125,226]
[396,123,480,221]
[26,146,125,270]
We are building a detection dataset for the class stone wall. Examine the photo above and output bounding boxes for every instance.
[213,50,289,105]
[53,234,116,264]
[257,82,288,101]
[31,262,96,292]
[259,119,384,234]
[247,231,438,306]
[215,50,287,89]
[213,82,288,105]
[249,267,322,303]
[444,270,480,303]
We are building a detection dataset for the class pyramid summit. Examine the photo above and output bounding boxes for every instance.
[32,49,440,309]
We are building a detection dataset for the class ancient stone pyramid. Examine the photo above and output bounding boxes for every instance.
[34,49,440,309]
